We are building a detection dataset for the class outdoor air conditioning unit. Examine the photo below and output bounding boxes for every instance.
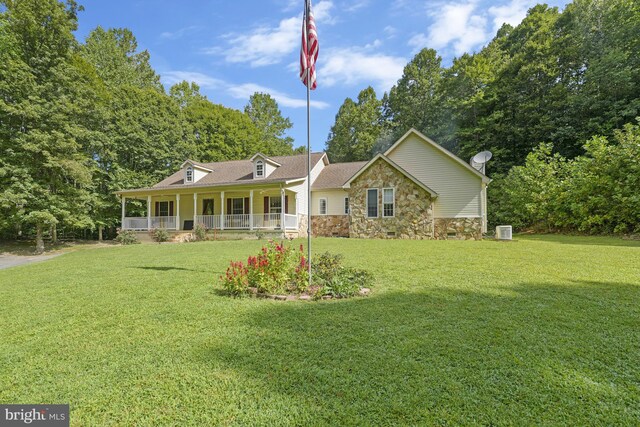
[495,225,512,240]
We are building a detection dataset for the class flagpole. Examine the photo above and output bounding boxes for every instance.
[305,7,312,288]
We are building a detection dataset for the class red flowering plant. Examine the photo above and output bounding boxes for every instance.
[220,240,309,296]
[221,260,249,295]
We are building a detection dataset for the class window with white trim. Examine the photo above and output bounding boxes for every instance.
[367,189,378,218]
[344,197,349,214]
[255,160,264,178]
[383,188,395,217]
[185,166,193,183]
[319,198,327,215]
[232,198,244,214]
[269,197,282,214]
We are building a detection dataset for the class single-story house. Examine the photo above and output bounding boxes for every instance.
[116,128,490,240]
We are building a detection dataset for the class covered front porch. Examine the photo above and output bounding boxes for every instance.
[121,187,299,232]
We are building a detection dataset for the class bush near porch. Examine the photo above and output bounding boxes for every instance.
[0,236,638,425]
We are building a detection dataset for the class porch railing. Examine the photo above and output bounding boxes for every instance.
[123,216,176,230]
[284,214,298,230]
[150,216,176,230]
[195,215,220,230]
[123,217,148,230]
[193,214,298,230]
[224,214,251,229]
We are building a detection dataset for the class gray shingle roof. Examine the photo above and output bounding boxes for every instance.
[145,153,326,190]
[312,161,367,189]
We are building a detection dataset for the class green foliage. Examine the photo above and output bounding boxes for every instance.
[220,241,308,296]
[385,49,449,146]
[194,223,207,241]
[329,0,639,176]
[79,26,162,90]
[326,86,385,162]
[312,252,372,298]
[24,211,58,228]
[492,122,640,234]
[219,244,371,298]
[244,92,297,155]
[173,87,262,162]
[115,229,139,245]
[152,228,170,243]
[0,2,273,239]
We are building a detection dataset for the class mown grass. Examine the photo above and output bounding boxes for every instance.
[0,235,638,425]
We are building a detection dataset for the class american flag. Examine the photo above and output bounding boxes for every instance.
[300,0,318,90]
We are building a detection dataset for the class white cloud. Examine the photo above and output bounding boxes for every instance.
[344,0,370,12]
[408,0,540,58]
[489,0,536,33]
[220,16,300,67]
[159,25,200,40]
[320,46,406,92]
[210,1,334,67]
[383,25,398,38]
[161,71,328,109]
[408,1,488,57]
[161,71,225,89]
[228,83,330,109]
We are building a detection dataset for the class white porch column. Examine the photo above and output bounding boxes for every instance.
[220,191,225,230]
[147,195,151,230]
[121,196,126,229]
[176,194,181,230]
[193,193,198,225]
[249,190,254,230]
[280,187,285,230]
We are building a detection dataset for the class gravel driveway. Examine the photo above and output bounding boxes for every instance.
[0,253,63,270]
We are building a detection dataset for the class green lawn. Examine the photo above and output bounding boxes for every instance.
[1,236,639,425]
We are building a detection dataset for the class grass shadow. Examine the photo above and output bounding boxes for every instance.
[193,280,640,425]
[517,233,640,247]
[134,266,195,272]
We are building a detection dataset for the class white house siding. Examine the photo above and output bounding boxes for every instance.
[193,168,208,182]
[289,180,308,215]
[291,155,326,216]
[386,133,482,218]
[264,162,277,178]
[311,190,349,216]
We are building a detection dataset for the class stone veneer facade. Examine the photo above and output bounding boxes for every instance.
[434,217,482,240]
[348,158,434,239]
[295,214,309,238]
[312,215,349,237]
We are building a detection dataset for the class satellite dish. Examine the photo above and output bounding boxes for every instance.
[470,150,492,174]
[470,156,483,171]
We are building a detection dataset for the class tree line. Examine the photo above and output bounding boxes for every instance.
[325,0,639,234]
[0,0,300,245]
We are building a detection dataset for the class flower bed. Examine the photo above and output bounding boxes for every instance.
[219,241,372,300]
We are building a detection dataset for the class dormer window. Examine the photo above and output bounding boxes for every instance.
[255,160,264,178]
[186,166,193,183]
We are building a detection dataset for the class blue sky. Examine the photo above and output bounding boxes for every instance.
[75,0,570,153]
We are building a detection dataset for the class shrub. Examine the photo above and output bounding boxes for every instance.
[222,261,249,296]
[219,244,371,298]
[492,121,640,235]
[312,252,372,298]
[220,241,308,296]
[152,228,170,243]
[194,223,207,241]
[115,229,139,245]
